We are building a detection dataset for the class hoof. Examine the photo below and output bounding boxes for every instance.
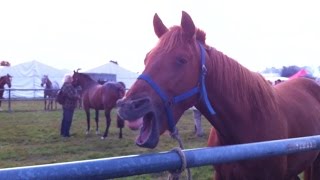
[85,131,89,135]
[95,131,100,135]
[101,136,106,140]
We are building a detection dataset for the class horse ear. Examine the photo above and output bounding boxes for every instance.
[153,13,168,38]
[181,11,196,40]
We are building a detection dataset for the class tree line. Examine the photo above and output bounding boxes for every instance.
[261,65,320,79]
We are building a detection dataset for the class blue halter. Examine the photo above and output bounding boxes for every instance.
[138,42,216,133]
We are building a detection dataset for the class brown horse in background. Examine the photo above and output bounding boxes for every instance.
[0,74,12,111]
[117,11,320,179]
[72,71,126,139]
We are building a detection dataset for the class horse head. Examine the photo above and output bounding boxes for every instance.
[4,74,12,88]
[117,11,206,148]
[41,75,48,87]
[72,70,95,89]
[72,70,81,87]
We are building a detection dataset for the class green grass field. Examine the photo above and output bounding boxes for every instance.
[0,100,214,179]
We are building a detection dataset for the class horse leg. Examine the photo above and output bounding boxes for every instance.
[47,98,51,110]
[95,110,99,135]
[117,115,124,139]
[101,110,111,139]
[85,110,90,135]
[55,99,57,110]
[304,154,320,180]
[49,98,52,110]
[51,98,53,110]
[312,154,320,179]
[44,97,47,110]
[119,128,122,139]
[78,98,82,109]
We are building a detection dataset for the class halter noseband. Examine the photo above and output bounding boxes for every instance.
[138,42,216,133]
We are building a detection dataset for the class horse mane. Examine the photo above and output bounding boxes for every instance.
[78,73,96,82]
[195,29,277,114]
[207,45,278,119]
[76,73,99,90]
[46,78,52,88]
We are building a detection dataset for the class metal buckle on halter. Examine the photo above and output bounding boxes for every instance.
[202,65,207,76]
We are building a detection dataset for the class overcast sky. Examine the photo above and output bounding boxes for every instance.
[0,0,319,74]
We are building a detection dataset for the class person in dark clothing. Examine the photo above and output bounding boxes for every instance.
[60,74,80,138]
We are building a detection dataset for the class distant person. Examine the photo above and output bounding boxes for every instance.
[275,79,282,85]
[191,106,204,137]
[60,74,80,138]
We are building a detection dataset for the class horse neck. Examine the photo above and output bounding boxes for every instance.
[78,76,98,91]
[204,48,277,143]
[0,77,5,88]
[45,79,52,88]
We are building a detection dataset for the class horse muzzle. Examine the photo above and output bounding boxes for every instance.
[117,97,152,120]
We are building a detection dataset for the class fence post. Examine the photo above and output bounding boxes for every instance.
[8,89,12,112]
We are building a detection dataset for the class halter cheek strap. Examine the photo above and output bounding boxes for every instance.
[138,42,216,133]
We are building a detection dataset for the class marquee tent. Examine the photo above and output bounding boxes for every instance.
[0,60,69,98]
[85,61,139,89]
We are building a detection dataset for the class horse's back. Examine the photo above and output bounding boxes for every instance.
[83,83,120,110]
[275,78,320,134]
[100,82,122,107]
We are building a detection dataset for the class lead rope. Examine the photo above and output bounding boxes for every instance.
[167,128,192,180]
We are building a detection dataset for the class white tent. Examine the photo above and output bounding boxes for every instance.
[0,60,69,98]
[85,61,139,89]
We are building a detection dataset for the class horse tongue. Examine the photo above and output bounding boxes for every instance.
[126,117,143,130]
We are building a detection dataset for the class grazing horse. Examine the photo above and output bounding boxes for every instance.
[41,75,60,110]
[117,11,320,179]
[72,71,126,139]
[0,74,12,110]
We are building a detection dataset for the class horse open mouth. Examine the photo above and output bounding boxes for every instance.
[126,111,158,148]
[117,97,160,148]
[136,112,154,145]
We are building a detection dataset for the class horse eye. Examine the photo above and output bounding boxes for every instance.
[176,58,187,65]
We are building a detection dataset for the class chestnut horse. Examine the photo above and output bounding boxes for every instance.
[0,74,12,110]
[72,71,126,139]
[41,75,60,110]
[117,11,320,179]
